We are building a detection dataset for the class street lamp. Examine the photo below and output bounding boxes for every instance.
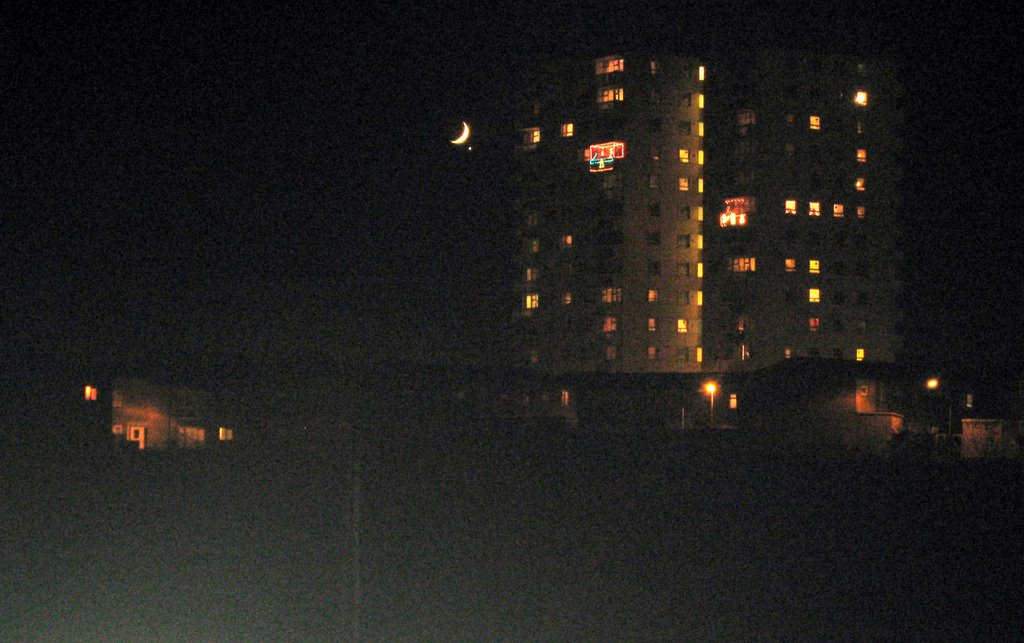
[704,381,717,427]
[925,377,951,435]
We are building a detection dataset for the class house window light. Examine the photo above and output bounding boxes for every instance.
[647,289,659,303]
[809,317,820,332]
[677,319,688,333]
[679,149,689,163]
[785,199,798,215]
[678,177,690,191]
[857,205,866,219]
[561,122,575,137]
[648,317,657,332]
[696,347,703,362]
[809,201,821,217]
[525,294,539,310]
[603,316,618,333]
[809,288,821,303]
[785,258,796,272]
[698,149,704,165]
[698,65,705,81]
[833,203,845,217]
[856,177,866,191]
[809,115,821,130]
[857,149,867,163]
[854,90,868,106]
[856,348,865,361]
[809,259,820,274]
[601,287,622,303]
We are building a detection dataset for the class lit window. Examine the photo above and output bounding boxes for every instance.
[833,203,845,217]
[561,122,575,137]
[562,292,572,305]
[809,115,821,130]
[679,149,689,163]
[729,393,738,410]
[857,205,866,219]
[605,345,618,360]
[218,427,234,441]
[698,65,706,81]
[524,294,539,310]
[696,347,703,362]
[696,290,703,306]
[603,316,618,333]
[561,234,573,247]
[561,390,571,407]
[595,56,624,75]
[678,177,690,191]
[809,317,820,332]
[649,60,659,75]
[785,199,798,215]
[697,234,703,249]
[648,317,657,332]
[809,288,820,303]
[857,149,867,163]
[856,177,865,191]
[601,287,623,303]
[785,258,796,272]
[809,259,820,274]
[697,262,704,278]
[524,128,540,144]
[856,348,866,361]
[854,90,868,106]
[677,319,688,333]
[731,257,756,272]
[597,87,625,105]
[84,385,98,401]
[696,93,705,109]
[785,347,793,359]
[647,289,659,303]
[525,267,538,282]
[698,178,704,193]
[649,175,659,189]
[698,149,704,165]
[809,201,821,217]
[529,238,539,253]
[698,122,704,137]
[647,345,658,360]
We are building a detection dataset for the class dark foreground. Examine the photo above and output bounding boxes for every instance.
[3,427,1022,641]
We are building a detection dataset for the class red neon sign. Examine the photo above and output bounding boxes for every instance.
[719,196,755,227]
[588,141,626,172]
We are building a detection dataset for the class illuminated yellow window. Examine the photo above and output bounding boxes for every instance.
[854,90,868,106]
[695,206,703,221]
[729,393,738,410]
[697,234,703,250]
[677,319,688,333]
[647,345,658,360]
[648,317,657,332]
[809,288,820,303]
[731,257,756,272]
[856,348,866,361]
[561,390,571,406]
[529,238,539,253]
[833,203,845,217]
[698,122,704,137]
[785,199,797,215]
[679,149,689,163]
[647,289,659,303]
[697,149,704,165]
[562,292,572,305]
[698,178,704,193]
[603,316,618,333]
[857,149,867,163]
[525,267,538,282]
[857,205,866,219]
[525,294,539,310]
[601,287,622,303]
[649,60,659,75]
[697,262,704,278]
[856,177,866,191]
[809,201,821,217]
[809,115,821,130]
[696,290,703,306]
[698,65,706,81]
[595,56,625,74]
[84,385,98,401]
[785,258,796,272]
[809,317,820,332]
[561,122,575,137]
[525,128,541,144]
[785,347,793,359]
[597,87,625,104]
[561,234,573,247]
[678,177,690,191]
[696,347,703,362]
[218,427,234,441]
[696,93,705,109]
[809,259,820,274]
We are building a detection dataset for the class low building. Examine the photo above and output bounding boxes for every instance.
[111,379,234,450]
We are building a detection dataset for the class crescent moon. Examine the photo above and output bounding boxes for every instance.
[450,121,470,145]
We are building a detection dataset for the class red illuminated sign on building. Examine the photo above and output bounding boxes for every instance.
[719,196,755,227]
[588,141,626,172]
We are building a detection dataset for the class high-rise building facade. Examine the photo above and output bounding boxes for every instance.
[514,51,900,373]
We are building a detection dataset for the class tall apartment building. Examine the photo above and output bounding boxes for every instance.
[514,51,900,373]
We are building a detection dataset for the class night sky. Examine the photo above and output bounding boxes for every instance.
[3,2,1022,375]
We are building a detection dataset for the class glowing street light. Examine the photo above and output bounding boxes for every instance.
[704,381,718,426]
[926,377,939,390]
